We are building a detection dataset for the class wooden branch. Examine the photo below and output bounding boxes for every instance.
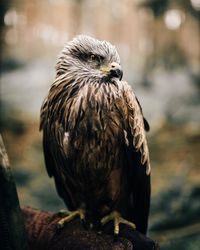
[0,134,29,250]
[22,206,159,250]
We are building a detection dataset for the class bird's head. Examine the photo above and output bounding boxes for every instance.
[56,35,123,83]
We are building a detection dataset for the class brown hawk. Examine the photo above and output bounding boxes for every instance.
[40,35,151,235]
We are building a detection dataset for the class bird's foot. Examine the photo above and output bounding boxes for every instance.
[101,211,136,235]
[57,208,85,229]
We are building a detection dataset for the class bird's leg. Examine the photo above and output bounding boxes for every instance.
[101,211,136,235]
[57,208,85,229]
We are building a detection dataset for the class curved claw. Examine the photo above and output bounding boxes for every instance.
[101,211,136,235]
[57,209,85,229]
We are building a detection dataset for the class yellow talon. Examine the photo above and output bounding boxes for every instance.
[101,211,136,235]
[57,209,85,228]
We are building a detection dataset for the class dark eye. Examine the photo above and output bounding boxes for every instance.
[90,54,97,61]
[89,54,104,66]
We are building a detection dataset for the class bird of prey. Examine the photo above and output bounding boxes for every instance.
[40,35,151,235]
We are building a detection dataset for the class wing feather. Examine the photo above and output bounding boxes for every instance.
[40,78,83,209]
[122,82,150,174]
[121,81,151,234]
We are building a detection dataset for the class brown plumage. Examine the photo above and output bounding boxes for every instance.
[40,35,151,234]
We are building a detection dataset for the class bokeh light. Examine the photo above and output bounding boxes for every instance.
[191,0,200,10]
[164,9,185,30]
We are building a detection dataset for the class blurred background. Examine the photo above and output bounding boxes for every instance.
[0,0,200,249]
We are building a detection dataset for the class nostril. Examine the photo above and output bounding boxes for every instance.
[111,62,120,69]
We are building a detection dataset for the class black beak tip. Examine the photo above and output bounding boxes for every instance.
[119,70,123,80]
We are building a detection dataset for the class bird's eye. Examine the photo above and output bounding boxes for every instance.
[89,54,103,66]
[90,54,97,61]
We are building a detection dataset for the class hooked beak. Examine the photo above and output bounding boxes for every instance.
[101,62,123,81]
